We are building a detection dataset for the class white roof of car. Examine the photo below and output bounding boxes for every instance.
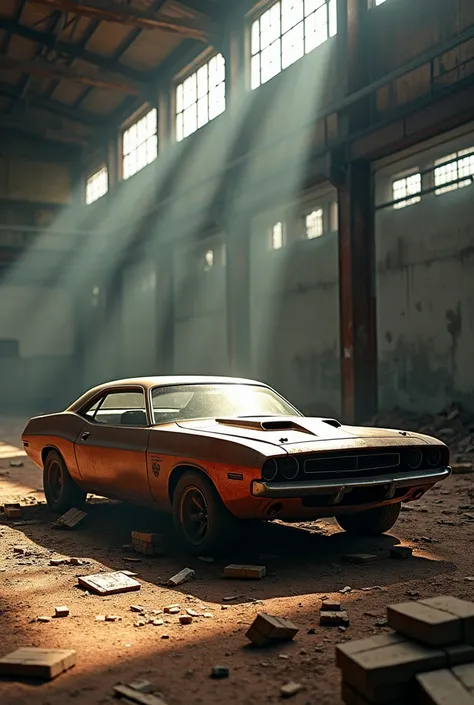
[67,375,266,412]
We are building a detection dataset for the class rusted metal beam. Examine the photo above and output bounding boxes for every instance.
[336,159,377,424]
[0,81,101,126]
[29,0,211,41]
[0,18,149,82]
[0,55,142,95]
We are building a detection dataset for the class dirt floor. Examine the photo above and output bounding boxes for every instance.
[0,418,473,705]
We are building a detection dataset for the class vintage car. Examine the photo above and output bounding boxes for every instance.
[22,376,451,554]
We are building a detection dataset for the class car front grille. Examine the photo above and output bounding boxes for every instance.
[303,452,400,475]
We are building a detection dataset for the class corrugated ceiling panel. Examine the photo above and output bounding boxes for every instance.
[80,87,129,115]
[85,22,133,56]
[51,80,89,106]
[120,30,182,70]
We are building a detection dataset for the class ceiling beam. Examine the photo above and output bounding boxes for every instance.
[174,0,216,18]
[29,0,211,41]
[0,81,102,125]
[0,18,149,82]
[0,55,142,95]
[0,122,86,148]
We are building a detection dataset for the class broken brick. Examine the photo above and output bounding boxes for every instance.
[223,564,266,580]
[322,600,341,611]
[320,611,350,627]
[390,546,413,560]
[164,605,180,614]
[419,596,474,644]
[211,666,229,679]
[179,616,193,625]
[246,613,298,647]
[167,568,195,587]
[113,684,167,704]
[54,606,69,618]
[2,503,22,519]
[280,682,304,699]
[0,648,76,680]
[52,508,87,529]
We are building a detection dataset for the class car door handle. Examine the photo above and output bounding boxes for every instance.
[81,431,90,441]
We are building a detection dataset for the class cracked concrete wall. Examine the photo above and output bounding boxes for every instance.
[249,187,340,417]
[375,125,474,413]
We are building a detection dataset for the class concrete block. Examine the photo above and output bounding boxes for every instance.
[167,568,195,586]
[341,640,447,699]
[420,596,474,644]
[452,663,474,690]
[390,546,413,560]
[341,681,406,705]
[387,601,463,646]
[246,613,298,646]
[280,682,304,698]
[54,606,69,618]
[3,504,22,519]
[322,599,342,611]
[445,644,474,666]
[78,571,141,595]
[179,615,192,625]
[336,633,406,671]
[223,564,266,579]
[0,647,76,680]
[417,669,474,705]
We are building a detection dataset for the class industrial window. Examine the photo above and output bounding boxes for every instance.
[434,149,474,195]
[305,208,324,238]
[250,0,337,90]
[176,54,226,142]
[85,166,108,205]
[392,173,421,209]
[271,221,284,249]
[122,108,158,180]
[204,249,214,270]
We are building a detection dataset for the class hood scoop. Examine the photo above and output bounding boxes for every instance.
[215,417,341,434]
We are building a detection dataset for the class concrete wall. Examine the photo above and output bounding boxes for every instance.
[173,234,228,376]
[375,123,474,412]
[249,185,340,417]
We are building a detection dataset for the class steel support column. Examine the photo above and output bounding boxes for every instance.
[337,159,376,424]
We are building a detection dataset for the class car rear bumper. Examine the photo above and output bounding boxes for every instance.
[251,466,451,501]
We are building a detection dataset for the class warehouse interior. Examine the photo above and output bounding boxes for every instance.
[1,0,474,424]
[1,2,474,704]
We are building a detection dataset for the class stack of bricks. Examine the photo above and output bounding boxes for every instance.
[131,532,166,556]
[336,595,474,704]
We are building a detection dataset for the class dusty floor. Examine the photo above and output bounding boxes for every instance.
[0,418,473,705]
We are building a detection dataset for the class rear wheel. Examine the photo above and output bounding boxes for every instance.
[336,502,401,536]
[172,471,240,556]
[43,450,86,514]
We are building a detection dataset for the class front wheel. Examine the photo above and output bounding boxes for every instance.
[336,502,401,536]
[172,471,240,556]
[43,450,86,514]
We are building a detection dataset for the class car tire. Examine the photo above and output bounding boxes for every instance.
[336,502,401,536]
[172,470,240,556]
[43,450,87,514]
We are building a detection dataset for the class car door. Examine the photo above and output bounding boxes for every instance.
[74,387,152,502]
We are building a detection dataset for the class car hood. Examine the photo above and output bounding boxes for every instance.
[175,416,424,450]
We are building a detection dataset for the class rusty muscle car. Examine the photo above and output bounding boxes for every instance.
[22,376,451,554]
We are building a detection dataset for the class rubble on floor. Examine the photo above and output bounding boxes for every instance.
[369,403,474,465]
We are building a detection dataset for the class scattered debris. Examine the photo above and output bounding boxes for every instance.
[375,618,388,627]
[128,680,154,694]
[198,556,215,563]
[322,600,341,611]
[343,554,378,564]
[9,459,24,467]
[13,546,26,554]
[211,666,229,679]
[390,545,413,560]
[130,605,145,613]
[340,586,352,594]
[105,615,122,622]
[113,684,167,704]
[179,615,193,625]
[280,682,304,699]
[54,606,69,618]
[95,615,106,622]
[167,568,195,587]
[164,604,180,614]
[246,613,299,647]
[37,616,52,623]
[2,503,22,519]
[121,570,138,578]
[223,564,266,579]
[186,608,200,617]
[222,595,239,602]
[52,508,87,530]
[0,647,76,680]
[78,571,141,595]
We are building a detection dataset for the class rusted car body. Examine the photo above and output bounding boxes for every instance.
[22,376,451,554]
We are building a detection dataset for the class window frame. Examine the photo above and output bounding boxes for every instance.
[120,106,158,182]
[85,164,108,205]
[78,386,150,427]
[433,148,474,196]
[391,171,422,210]
[174,51,226,143]
[248,0,337,91]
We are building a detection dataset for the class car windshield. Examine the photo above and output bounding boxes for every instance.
[150,384,300,424]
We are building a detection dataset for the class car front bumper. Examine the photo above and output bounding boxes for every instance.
[251,466,451,501]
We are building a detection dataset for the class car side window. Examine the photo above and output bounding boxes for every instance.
[82,398,102,421]
[94,390,147,427]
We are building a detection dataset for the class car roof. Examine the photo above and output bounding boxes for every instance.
[67,375,267,412]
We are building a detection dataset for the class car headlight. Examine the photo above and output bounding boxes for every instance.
[425,448,442,467]
[278,457,299,480]
[262,459,278,481]
[407,448,422,469]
